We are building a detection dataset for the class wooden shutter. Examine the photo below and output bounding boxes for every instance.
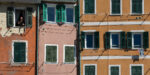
[61,5,66,23]
[120,32,126,49]
[105,32,110,49]
[43,3,47,22]
[7,7,14,27]
[143,32,149,49]
[111,67,119,75]
[65,46,74,63]
[46,46,57,63]
[56,5,61,22]
[94,32,99,48]
[127,32,132,49]
[26,7,33,27]
[81,32,85,48]
[14,42,26,62]
[75,5,79,23]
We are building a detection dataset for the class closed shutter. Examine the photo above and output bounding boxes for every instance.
[120,32,126,49]
[94,32,99,48]
[111,67,119,75]
[14,42,26,63]
[105,32,110,49]
[61,5,66,23]
[112,0,120,14]
[132,0,142,14]
[65,46,75,63]
[75,5,79,23]
[127,32,132,49]
[143,32,149,49]
[56,5,61,22]
[81,32,85,48]
[43,3,47,22]
[85,0,94,14]
[7,7,14,27]
[46,46,57,63]
[132,66,142,75]
[26,7,33,27]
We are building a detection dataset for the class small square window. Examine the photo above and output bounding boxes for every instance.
[110,65,120,75]
[47,7,55,22]
[133,33,142,49]
[85,33,94,48]
[111,33,120,49]
[131,65,143,75]
[84,65,96,75]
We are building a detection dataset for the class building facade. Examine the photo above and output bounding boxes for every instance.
[0,0,39,75]
[38,0,79,75]
[80,0,150,75]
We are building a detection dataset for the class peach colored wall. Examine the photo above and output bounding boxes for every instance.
[38,24,77,75]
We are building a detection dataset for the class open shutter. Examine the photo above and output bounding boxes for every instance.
[81,32,85,48]
[94,32,99,48]
[105,32,110,49]
[75,5,79,23]
[43,3,47,22]
[26,7,33,27]
[61,5,66,23]
[127,32,132,49]
[120,32,126,49]
[7,7,14,27]
[143,32,149,49]
[56,5,61,22]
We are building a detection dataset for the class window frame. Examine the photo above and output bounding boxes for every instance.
[83,64,97,75]
[44,44,58,64]
[109,65,121,75]
[110,32,120,49]
[130,64,144,75]
[85,32,95,49]
[12,40,28,64]
[110,0,122,15]
[47,4,56,23]
[83,0,96,14]
[63,45,76,64]
[130,0,144,15]
[132,32,143,49]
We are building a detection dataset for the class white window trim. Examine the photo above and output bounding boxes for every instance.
[83,64,97,75]
[83,0,96,14]
[13,7,26,27]
[63,45,76,64]
[44,44,58,64]
[132,32,143,49]
[109,65,121,75]
[130,64,144,75]
[47,4,56,23]
[110,0,122,15]
[84,32,95,49]
[12,40,28,64]
[130,0,144,15]
[110,32,120,49]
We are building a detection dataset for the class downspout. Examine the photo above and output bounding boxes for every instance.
[35,4,39,75]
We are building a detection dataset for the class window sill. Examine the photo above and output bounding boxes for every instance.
[45,62,58,64]
[130,13,143,16]
[83,48,98,50]
[46,21,75,25]
[109,14,122,16]
[63,62,76,64]
[10,62,28,66]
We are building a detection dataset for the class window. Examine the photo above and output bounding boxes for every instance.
[127,32,149,49]
[84,64,96,75]
[130,65,143,75]
[47,7,55,22]
[7,7,33,27]
[109,65,120,75]
[13,41,27,63]
[84,0,95,14]
[45,44,58,64]
[66,8,74,22]
[110,33,120,49]
[111,0,121,15]
[81,32,99,49]
[64,45,75,64]
[131,0,143,14]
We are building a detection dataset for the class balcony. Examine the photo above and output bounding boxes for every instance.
[42,0,77,3]
[0,0,41,3]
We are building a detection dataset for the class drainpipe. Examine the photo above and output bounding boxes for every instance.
[35,4,39,75]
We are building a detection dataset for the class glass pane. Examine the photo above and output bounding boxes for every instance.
[134,34,142,48]
[48,7,55,21]
[85,0,95,14]
[112,0,120,14]
[132,66,142,75]
[66,8,74,22]
[86,34,94,48]
[111,66,119,75]
[132,0,142,14]
[85,66,95,75]
[46,46,57,63]
[112,34,119,48]
[65,46,75,63]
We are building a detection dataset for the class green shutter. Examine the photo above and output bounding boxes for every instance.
[143,32,149,49]
[120,32,126,49]
[81,32,85,48]
[61,5,66,23]
[132,66,142,75]
[26,7,33,27]
[46,46,57,63]
[127,32,132,49]
[14,42,26,63]
[85,0,94,14]
[94,32,99,48]
[105,32,110,49]
[7,7,14,27]
[112,0,120,14]
[56,5,61,22]
[111,67,119,75]
[65,46,75,63]
[75,5,79,23]
[43,3,47,22]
